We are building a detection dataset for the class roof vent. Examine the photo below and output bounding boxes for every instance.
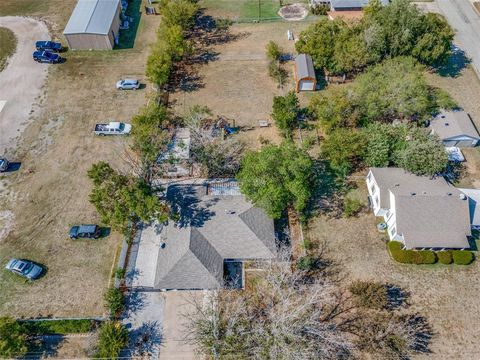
[441,115,446,119]
[394,183,400,187]
[447,192,452,196]
[159,242,166,249]
[423,191,427,195]
[460,193,467,200]
[444,122,449,126]
[410,192,416,196]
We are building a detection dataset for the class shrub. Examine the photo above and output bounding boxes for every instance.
[343,197,364,217]
[388,242,437,264]
[349,280,388,310]
[24,319,95,335]
[266,41,282,61]
[452,250,474,265]
[436,251,453,265]
[0,317,27,358]
[104,287,125,318]
[296,256,317,271]
[113,267,126,280]
[95,321,128,359]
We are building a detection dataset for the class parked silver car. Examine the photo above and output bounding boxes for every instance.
[5,259,43,280]
[116,79,140,90]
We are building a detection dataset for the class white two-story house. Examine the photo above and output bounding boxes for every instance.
[366,168,472,250]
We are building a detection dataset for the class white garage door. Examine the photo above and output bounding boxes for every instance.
[299,80,315,91]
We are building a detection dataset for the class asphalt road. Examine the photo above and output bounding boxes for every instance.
[0,17,50,155]
[436,0,480,76]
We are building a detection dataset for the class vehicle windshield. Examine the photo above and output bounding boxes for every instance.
[119,123,125,131]
[22,262,32,274]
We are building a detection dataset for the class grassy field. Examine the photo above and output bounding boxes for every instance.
[0,27,16,72]
[199,0,309,20]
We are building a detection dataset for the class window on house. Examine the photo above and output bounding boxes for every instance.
[390,226,396,236]
[370,184,376,195]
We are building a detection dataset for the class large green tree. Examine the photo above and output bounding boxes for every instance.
[271,91,300,138]
[0,317,28,358]
[238,142,314,218]
[320,128,367,175]
[88,162,168,234]
[363,0,454,66]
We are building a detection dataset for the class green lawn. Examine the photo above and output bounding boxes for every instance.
[200,0,287,20]
[22,319,98,335]
[0,27,17,72]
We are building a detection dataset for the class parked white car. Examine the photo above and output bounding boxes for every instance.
[94,122,132,136]
[116,79,140,90]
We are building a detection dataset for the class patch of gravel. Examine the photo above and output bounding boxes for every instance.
[278,3,309,21]
[0,210,14,242]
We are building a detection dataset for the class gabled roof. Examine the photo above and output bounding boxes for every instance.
[369,168,471,249]
[64,0,120,35]
[430,110,480,141]
[154,183,276,289]
[295,54,316,80]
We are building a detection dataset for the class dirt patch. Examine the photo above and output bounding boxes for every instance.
[278,3,309,21]
[307,183,480,358]
[0,16,50,154]
[0,26,16,72]
[170,21,313,148]
[0,210,14,242]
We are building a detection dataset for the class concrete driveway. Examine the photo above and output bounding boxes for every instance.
[0,17,50,154]
[122,291,165,358]
[159,291,201,360]
[434,0,480,76]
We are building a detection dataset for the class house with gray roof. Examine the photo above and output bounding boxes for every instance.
[63,0,121,50]
[132,181,277,290]
[294,54,317,92]
[429,110,480,147]
[329,0,389,10]
[366,168,472,249]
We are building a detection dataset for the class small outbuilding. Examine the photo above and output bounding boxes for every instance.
[63,0,121,50]
[294,54,317,92]
[429,110,480,147]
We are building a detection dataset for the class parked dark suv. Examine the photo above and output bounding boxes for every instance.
[69,224,101,239]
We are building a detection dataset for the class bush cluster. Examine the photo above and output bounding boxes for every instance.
[146,0,199,87]
[104,287,125,318]
[343,197,364,217]
[388,242,475,265]
[349,280,388,310]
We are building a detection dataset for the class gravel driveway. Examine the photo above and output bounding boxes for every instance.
[0,16,50,154]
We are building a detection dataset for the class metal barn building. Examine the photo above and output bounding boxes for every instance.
[63,0,121,50]
[294,54,317,92]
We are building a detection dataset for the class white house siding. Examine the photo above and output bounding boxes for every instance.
[366,171,382,215]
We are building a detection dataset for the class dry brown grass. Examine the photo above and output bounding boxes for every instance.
[170,21,316,149]
[307,181,480,359]
[0,3,161,317]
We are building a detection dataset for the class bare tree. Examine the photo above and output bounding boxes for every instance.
[185,250,354,360]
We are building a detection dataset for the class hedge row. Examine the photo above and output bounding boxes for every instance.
[22,319,97,335]
[388,241,474,265]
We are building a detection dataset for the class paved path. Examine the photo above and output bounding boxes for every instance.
[0,16,50,154]
[122,291,165,359]
[436,0,480,76]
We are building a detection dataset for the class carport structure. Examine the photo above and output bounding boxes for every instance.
[63,0,121,50]
[429,110,480,147]
[294,54,317,92]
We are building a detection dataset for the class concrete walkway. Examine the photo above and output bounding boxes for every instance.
[0,17,50,154]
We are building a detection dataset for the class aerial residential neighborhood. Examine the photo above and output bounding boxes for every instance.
[1,0,480,359]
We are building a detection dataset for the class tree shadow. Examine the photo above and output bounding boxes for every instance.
[24,335,64,359]
[128,321,163,357]
[404,314,433,354]
[434,45,471,78]
[116,0,142,49]
[168,11,248,93]
[123,291,147,318]
[386,284,410,310]
[167,184,217,228]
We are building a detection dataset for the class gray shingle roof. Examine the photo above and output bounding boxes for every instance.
[154,183,276,289]
[64,0,120,35]
[370,168,471,249]
[429,110,480,141]
[330,0,389,8]
[295,54,316,79]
